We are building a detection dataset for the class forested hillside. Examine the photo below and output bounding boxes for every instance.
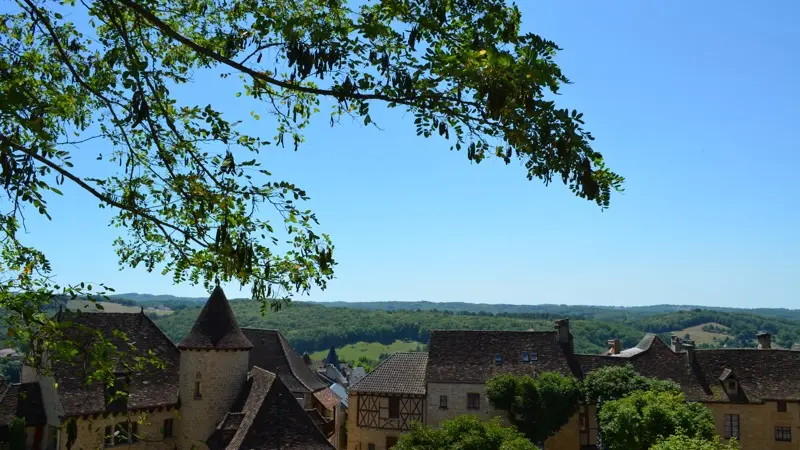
[149,299,800,356]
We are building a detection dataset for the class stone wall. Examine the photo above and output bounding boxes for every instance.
[177,349,249,450]
[425,382,504,425]
[56,409,179,450]
[706,401,800,450]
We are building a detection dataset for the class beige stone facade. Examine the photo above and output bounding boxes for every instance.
[55,409,179,450]
[705,402,800,450]
[176,349,249,450]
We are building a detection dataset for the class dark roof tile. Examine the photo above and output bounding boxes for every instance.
[53,311,180,416]
[177,286,253,350]
[242,328,327,393]
[0,382,46,427]
[208,367,334,450]
[351,352,428,395]
[426,330,577,383]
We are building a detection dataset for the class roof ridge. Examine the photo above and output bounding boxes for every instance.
[277,332,319,392]
[141,311,180,352]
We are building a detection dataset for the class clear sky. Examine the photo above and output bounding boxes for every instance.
[20,1,800,307]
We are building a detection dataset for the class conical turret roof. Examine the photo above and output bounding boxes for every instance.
[177,285,253,350]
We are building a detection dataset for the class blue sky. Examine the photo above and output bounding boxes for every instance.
[20,1,800,307]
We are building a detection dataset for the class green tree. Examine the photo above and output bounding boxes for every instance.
[0,0,622,388]
[650,434,739,450]
[0,358,22,383]
[485,371,581,444]
[583,364,680,408]
[394,415,537,450]
[599,390,716,450]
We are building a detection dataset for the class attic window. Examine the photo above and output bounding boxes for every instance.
[522,352,530,362]
[494,354,503,365]
[727,380,737,391]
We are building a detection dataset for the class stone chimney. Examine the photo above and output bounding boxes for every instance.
[757,332,772,349]
[607,339,621,355]
[682,341,696,366]
[670,335,683,353]
[554,319,570,345]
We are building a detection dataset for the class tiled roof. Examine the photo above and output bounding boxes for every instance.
[695,349,800,402]
[351,352,428,395]
[208,367,334,450]
[53,311,180,416]
[313,387,341,411]
[576,335,713,402]
[242,328,327,393]
[426,330,577,383]
[177,286,253,350]
[0,382,46,427]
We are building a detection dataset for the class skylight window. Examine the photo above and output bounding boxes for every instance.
[522,352,530,362]
[494,353,503,365]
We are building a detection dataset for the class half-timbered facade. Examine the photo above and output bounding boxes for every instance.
[347,353,427,450]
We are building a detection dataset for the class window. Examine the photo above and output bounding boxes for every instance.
[776,426,792,442]
[386,436,398,448]
[494,353,503,365]
[388,397,400,419]
[522,352,530,362]
[439,395,448,409]
[163,419,174,438]
[531,352,538,361]
[367,444,375,450]
[467,393,480,410]
[778,400,787,412]
[104,426,113,447]
[194,381,202,399]
[727,380,736,391]
[724,414,739,439]
[113,423,128,445]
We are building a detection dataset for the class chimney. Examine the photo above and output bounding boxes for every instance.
[682,341,696,366]
[554,319,572,351]
[757,332,772,349]
[607,339,621,355]
[670,335,683,353]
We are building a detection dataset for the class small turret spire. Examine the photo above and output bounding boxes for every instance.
[177,285,253,350]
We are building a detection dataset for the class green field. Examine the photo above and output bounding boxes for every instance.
[67,300,174,316]
[309,340,424,363]
[673,322,731,345]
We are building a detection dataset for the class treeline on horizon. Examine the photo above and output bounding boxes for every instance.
[146,298,800,355]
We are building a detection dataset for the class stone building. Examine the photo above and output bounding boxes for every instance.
[1,286,337,450]
[347,319,800,450]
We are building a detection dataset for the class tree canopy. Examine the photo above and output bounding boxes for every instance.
[485,371,581,444]
[598,390,716,450]
[650,435,739,450]
[394,415,537,450]
[0,0,622,386]
[583,364,681,407]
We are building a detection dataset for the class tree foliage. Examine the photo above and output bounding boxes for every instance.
[1,0,621,388]
[598,390,716,450]
[485,372,581,444]
[394,415,537,450]
[650,434,739,450]
[583,364,680,408]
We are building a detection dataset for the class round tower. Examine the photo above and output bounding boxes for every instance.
[176,285,253,450]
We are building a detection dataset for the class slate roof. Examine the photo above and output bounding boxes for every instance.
[351,352,428,395]
[576,335,714,402]
[694,349,800,402]
[0,382,46,427]
[242,328,327,394]
[208,367,334,450]
[426,330,577,383]
[53,311,180,416]
[177,286,253,351]
[329,383,348,409]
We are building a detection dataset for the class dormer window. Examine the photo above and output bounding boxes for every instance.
[727,380,737,391]
[494,354,503,365]
[522,352,530,362]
